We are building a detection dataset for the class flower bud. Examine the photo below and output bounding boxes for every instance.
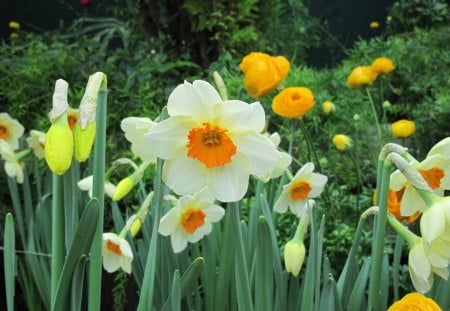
[332,134,352,151]
[391,119,415,138]
[284,240,306,277]
[45,114,73,175]
[113,177,134,201]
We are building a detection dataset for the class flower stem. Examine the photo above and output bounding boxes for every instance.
[348,150,363,212]
[366,87,382,143]
[51,173,64,309]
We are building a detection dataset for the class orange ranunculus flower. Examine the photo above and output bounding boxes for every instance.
[387,292,442,311]
[347,66,377,88]
[240,52,290,98]
[272,87,315,118]
[391,119,416,138]
[371,57,395,74]
[373,187,421,224]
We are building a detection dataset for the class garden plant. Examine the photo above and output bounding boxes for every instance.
[1,0,450,310]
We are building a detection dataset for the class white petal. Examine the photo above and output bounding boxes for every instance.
[119,240,133,259]
[104,182,117,199]
[77,175,93,191]
[171,228,189,253]
[428,137,450,159]
[102,251,121,273]
[163,157,207,196]
[409,244,431,283]
[307,174,328,197]
[145,116,196,159]
[400,185,427,216]
[203,204,225,222]
[233,133,279,175]
[289,200,306,217]
[293,163,315,179]
[167,80,219,122]
[208,154,249,202]
[421,205,446,243]
[218,101,265,133]
[159,208,181,236]
[273,190,291,214]
[120,257,132,274]
[390,169,407,191]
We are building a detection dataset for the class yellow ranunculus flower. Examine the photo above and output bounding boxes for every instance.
[8,21,20,30]
[347,66,377,88]
[391,119,415,138]
[332,134,352,151]
[240,52,290,98]
[371,57,395,75]
[369,21,379,29]
[322,100,335,115]
[387,292,441,310]
[45,114,74,175]
[272,87,315,118]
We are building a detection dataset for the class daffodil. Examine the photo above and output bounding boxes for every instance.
[391,119,415,138]
[390,154,450,216]
[121,117,157,162]
[66,108,79,131]
[0,139,27,183]
[125,192,153,237]
[427,137,450,159]
[255,132,292,183]
[388,292,442,310]
[419,196,450,244]
[26,130,45,159]
[113,161,151,201]
[274,163,328,217]
[77,175,116,199]
[0,112,25,150]
[102,232,133,274]
[373,187,421,224]
[239,52,290,98]
[272,87,315,118]
[145,80,280,202]
[332,134,352,151]
[158,190,225,253]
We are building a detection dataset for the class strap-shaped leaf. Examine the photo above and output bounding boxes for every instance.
[4,213,15,311]
[52,199,99,309]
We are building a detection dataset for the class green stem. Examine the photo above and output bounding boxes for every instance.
[368,159,392,310]
[349,150,363,212]
[51,174,65,309]
[366,87,382,143]
[88,85,107,311]
[288,119,295,157]
[386,213,420,247]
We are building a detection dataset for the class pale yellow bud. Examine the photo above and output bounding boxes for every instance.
[113,177,135,201]
[284,240,306,277]
[45,114,73,175]
[130,217,142,237]
[73,121,96,162]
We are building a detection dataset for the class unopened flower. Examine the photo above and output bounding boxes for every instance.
[239,52,290,98]
[26,130,46,159]
[369,21,379,29]
[391,119,415,138]
[158,190,225,253]
[347,66,377,88]
[371,57,395,75]
[0,112,25,150]
[388,292,441,311]
[8,21,20,30]
[121,117,157,162]
[77,175,116,199]
[145,80,280,202]
[284,240,306,277]
[0,140,26,183]
[274,163,327,217]
[332,134,352,151]
[272,87,315,119]
[322,100,335,115]
[102,233,133,273]
[113,161,151,201]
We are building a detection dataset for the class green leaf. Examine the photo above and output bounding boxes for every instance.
[347,259,371,311]
[319,274,342,311]
[52,199,99,309]
[4,213,15,311]
[255,216,273,310]
[171,270,181,311]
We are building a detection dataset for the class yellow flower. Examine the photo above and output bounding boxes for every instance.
[73,121,96,162]
[388,292,442,310]
[9,33,19,39]
[391,119,415,138]
[240,52,290,98]
[322,100,335,115]
[272,87,315,118]
[45,114,74,175]
[371,57,395,75]
[274,163,327,217]
[8,21,20,30]
[347,66,377,88]
[284,240,306,277]
[332,134,352,151]
[0,112,25,150]
[113,177,134,201]
[369,21,380,29]
[146,80,280,202]
[26,130,46,159]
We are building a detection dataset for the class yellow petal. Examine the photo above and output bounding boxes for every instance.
[45,115,73,175]
[73,121,96,163]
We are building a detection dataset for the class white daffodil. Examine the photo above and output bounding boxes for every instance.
[0,112,25,150]
[145,80,280,202]
[419,196,450,243]
[256,132,292,183]
[121,117,157,163]
[77,175,116,199]
[390,154,450,216]
[102,232,133,274]
[26,130,45,159]
[274,163,328,217]
[158,189,225,253]
[0,139,25,183]
[427,137,450,159]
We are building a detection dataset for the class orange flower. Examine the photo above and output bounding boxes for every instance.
[240,52,290,98]
[373,187,421,224]
[371,57,395,74]
[347,66,377,88]
[387,292,441,311]
[391,119,416,138]
[272,87,315,118]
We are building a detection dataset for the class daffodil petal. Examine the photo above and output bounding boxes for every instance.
[102,251,121,273]
[390,169,407,191]
[159,208,181,236]
[400,186,426,216]
[171,229,189,253]
[163,157,207,195]
[203,204,225,222]
[219,101,265,133]
[307,174,328,197]
[273,191,290,214]
[421,206,446,243]
[428,137,450,159]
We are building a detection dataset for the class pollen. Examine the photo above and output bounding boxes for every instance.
[106,240,122,255]
[0,125,9,139]
[187,123,237,168]
[290,181,312,201]
[180,208,206,233]
[419,167,445,190]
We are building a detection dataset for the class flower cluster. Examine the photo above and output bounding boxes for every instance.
[347,57,395,88]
